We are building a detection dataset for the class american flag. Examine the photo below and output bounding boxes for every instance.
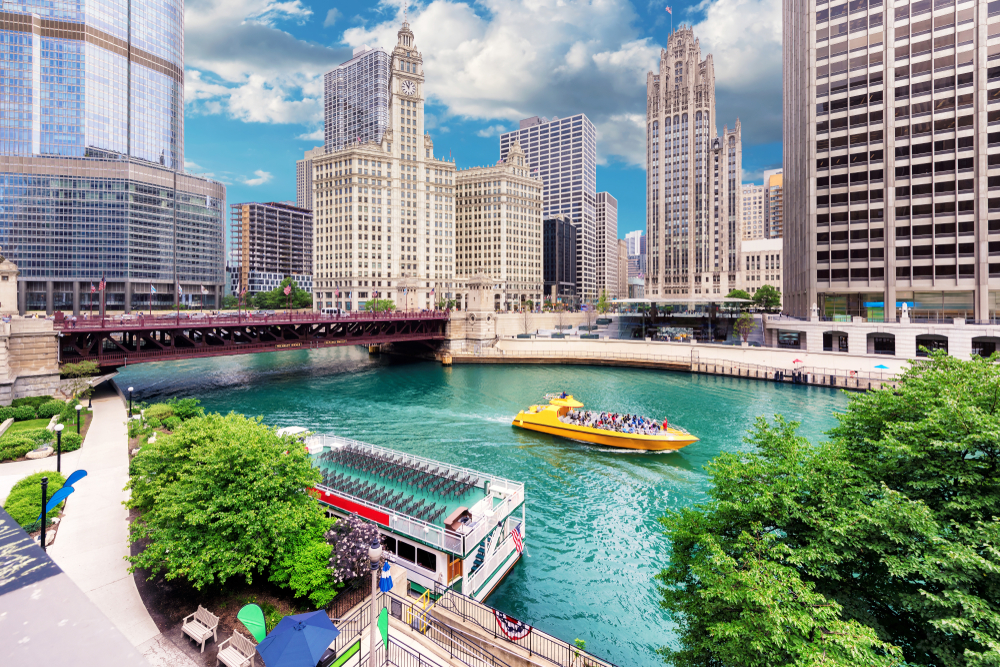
[90,283,96,294]
[510,524,524,554]
[99,276,106,291]
[666,6,672,13]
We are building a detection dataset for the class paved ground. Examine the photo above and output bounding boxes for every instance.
[36,387,198,667]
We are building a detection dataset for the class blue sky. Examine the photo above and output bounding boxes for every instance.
[182,0,781,238]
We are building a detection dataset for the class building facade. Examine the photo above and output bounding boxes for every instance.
[742,183,766,240]
[784,0,989,322]
[741,238,783,295]
[324,45,391,152]
[645,28,743,299]
[543,215,578,307]
[455,142,544,310]
[595,192,619,301]
[625,229,646,256]
[0,0,226,314]
[310,22,457,313]
[500,115,597,302]
[297,147,324,210]
[765,169,784,238]
[617,238,628,300]
[230,202,313,296]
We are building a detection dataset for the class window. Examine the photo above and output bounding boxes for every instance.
[397,541,416,562]
[383,536,397,554]
[416,548,437,572]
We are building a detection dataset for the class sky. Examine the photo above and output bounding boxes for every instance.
[182,0,783,239]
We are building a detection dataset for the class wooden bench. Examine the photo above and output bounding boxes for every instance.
[182,605,219,652]
[217,630,256,667]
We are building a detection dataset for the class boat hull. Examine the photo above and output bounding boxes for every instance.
[512,412,697,451]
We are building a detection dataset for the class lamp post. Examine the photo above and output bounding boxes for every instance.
[54,424,64,473]
[368,536,383,667]
[127,386,134,418]
[75,404,82,434]
[40,477,48,552]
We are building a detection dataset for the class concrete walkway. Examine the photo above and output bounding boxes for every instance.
[40,391,198,667]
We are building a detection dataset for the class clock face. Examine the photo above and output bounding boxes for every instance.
[402,80,416,96]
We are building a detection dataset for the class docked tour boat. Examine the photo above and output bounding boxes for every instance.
[512,394,698,452]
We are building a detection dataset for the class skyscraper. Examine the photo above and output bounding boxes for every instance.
[783,0,985,321]
[297,147,324,210]
[500,115,597,302]
[310,22,457,313]
[230,202,314,296]
[324,45,391,152]
[625,230,646,256]
[742,183,766,240]
[595,192,618,300]
[0,0,226,314]
[645,28,743,298]
[764,169,784,239]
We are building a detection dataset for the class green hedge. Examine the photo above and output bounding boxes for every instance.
[0,405,38,421]
[36,400,64,419]
[12,396,53,409]
[4,471,67,529]
[59,432,83,452]
[143,404,174,421]
[162,416,182,431]
[0,436,40,462]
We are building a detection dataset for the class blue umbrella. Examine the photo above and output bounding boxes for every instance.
[379,561,393,593]
[256,611,341,667]
[874,364,889,370]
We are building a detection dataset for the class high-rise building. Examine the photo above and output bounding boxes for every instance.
[543,215,578,308]
[625,230,646,256]
[741,238,783,295]
[455,142,544,310]
[595,192,619,300]
[310,22,457,313]
[297,147,324,210]
[0,0,226,314]
[324,45,391,152]
[742,183,766,240]
[645,28,743,298]
[764,169,784,239]
[617,239,628,300]
[500,115,597,302]
[230,202,314,296]
[784,0,988,321]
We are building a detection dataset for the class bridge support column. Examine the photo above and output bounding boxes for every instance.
[72,281,80,316]
[45,280,53,315]
[17,279,25,316]
[124,280,132,314]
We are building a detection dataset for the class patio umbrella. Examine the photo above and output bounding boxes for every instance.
[874,364,889,370]
[379,561,393,593]
[237,604,266,643]
[256,611,341,667]
[792,359,804,364]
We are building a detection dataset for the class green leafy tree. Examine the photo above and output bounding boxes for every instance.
[60,360,100,399]
[597,290,610,314]
[659,351,1000,667]
[733,312,756,344]
[752,284,781,312]
[252,278,312,310]
[364,298,395,313]
[222,295,238,309]
[126,412,337,605]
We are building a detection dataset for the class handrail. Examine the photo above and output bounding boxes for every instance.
[53,310,450,330]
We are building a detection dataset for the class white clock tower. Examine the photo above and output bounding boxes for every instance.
[388,21,425,160]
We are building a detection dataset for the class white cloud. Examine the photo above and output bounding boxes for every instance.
[324,7,342,27]
[184,159,203,171]
[297,128,325,141]
[243,169,274,186]
[692,0,783,145]
[476,124,508,138]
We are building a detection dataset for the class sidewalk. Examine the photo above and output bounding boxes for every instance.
[44,389,198,667]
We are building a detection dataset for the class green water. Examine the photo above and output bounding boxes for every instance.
[117,347,849,667]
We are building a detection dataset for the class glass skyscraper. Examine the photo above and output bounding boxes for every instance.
[324,45,391,152]
[500,115,597,302]
[0,0,225,313]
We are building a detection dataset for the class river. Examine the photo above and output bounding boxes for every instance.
[117,346,849,667]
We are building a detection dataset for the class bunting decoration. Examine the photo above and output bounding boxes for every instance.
[494,611,532,641]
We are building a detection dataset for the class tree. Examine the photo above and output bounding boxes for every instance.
[364,298,395,313]
[326,512,382,583]
[252,278,312,310]
[752,284,781,312]
[221,295,238,309]
[521,307,532,335]
[60,360,100,399]
[725,289,751,300]
[126,412,338,605]
[658,352,1000,667]
[733,312,756,344]
[597,290,610,314]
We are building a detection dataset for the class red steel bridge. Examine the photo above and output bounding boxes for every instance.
[54,311,450,369]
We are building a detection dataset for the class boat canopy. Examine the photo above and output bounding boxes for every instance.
[549,396,584,408]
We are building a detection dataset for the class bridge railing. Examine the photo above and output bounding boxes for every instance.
[54,310,450,330]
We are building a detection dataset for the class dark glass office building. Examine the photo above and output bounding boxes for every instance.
[543,215,578,307]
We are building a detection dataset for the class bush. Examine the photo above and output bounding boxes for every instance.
[0,436,40,462]
[4,471,66,529]
[162,416,182,431]
[59,400,83,425]
[143,403,174,422]
[59,432,83,452]
[12,405,36,421]
[0,407,14,422]
[36,400,64,419]
[168,397,203,421]
[146,418,162,429]
[12,396,54,409]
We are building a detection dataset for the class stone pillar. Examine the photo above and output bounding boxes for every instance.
[805,327,823,353]
[45,280,53,315]
[16,280,25,316]
[848,328,867,357]
[72,281,80,316]
[124,280,132,314]
[949,329,972,361]
[895,330,917,358]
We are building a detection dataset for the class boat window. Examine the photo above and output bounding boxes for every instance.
[383,535,397,554]
[417,548,437,572]
[398,541,416,562]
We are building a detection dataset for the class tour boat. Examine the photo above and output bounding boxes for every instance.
[511,394,698,452]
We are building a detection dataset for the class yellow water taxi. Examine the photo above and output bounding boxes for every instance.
[511,394,698,452]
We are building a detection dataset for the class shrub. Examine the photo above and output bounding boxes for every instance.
[12,405,36,421]
[143,403,174,422]
[4,471,66,529]
[59,400,83,425]
[146,418,162,429]
[59,432,83,452]
[12,396,54,409]
[167,397,203,421]
[36,400,64,419]
[162,416,182,431]
[0,407,15,422]
[0,436,40,462]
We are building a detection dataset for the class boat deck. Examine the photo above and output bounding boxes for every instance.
[312,442,488,527]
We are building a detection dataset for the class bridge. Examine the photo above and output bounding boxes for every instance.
[54,311,450,368]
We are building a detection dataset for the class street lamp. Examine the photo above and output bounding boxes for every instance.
[127,386,134,417]
[368,536,383,667]
[54,424,63,474]
[75,404,82,434]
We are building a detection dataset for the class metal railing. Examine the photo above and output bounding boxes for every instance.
[435,589,618,667]
[53,309,449,330]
